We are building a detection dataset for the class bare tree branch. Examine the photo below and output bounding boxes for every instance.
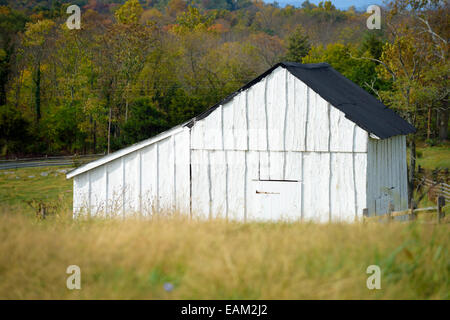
[417,16,447,46]
[348,53,397,82]
[364,78,383,102]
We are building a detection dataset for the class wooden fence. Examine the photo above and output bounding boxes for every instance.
[423,178,450,203]
[364,195,447,224]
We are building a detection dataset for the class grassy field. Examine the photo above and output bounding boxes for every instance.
[0,166,73,209]
[0,212,448,299]
[415,143,450,170]
[0,160,449,300]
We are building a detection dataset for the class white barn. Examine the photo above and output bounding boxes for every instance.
[67,62,416,222]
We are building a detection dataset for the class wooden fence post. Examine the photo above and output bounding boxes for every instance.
[388,202,394,222]
[410,199,417,221]
[437,196,445,223]
[362,208,368,217]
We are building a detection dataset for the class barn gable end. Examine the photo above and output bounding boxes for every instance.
[189,66,371,221]
[190,66,369,153]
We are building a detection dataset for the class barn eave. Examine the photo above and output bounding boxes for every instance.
[66,124,189,179]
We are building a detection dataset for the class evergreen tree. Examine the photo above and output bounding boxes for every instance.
[285,26,311,63]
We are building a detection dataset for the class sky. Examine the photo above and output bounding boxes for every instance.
[266,0,386,10]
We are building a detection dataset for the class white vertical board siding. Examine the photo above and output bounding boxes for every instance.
[74,129,191,218]
[106,158,123,216]
[73,172,89,217]
[190,150,244,220]
[190,118,205,150]
[329,108,368,153]
[174,129,191,213]
[205,151,228,218]
[354,126,368,153]
[266,68,287,151]
[209,151,227,218]
[157,137,175,212]
[191,149,210,218]
[285,73,308,151]
[330,108,354,152]
[233,92,248,150]
[259,152,270,180]
[306,92,330,152]
[329,153,355,221]
[268,152,284,180]
[124,152,140,214]
[222,99,234,150]
[302,152,330,222]
[89,166,106,216]
[141,144,158,215]
[226,151,246,221]
[247,81,267,151]
[284,152,302,181]
[245,151,259,220]
[354,153,367,219]
[205,106,223,150]
[367,135,408,215]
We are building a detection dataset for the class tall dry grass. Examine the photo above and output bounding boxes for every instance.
[0,209,448,299]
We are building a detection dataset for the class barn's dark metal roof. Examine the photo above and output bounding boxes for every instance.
[186,62,416,139]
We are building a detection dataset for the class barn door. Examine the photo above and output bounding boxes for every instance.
[252,180,301,221]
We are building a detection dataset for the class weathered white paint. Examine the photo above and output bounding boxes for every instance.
[141,143,158,215]
[73,128,191,218]
[70,66,408,222]
[250,180,301,221]
[67,125,186,179]
[90,164,106,215]
[106,157,123,216]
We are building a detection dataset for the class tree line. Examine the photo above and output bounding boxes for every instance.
[0,0,448,171]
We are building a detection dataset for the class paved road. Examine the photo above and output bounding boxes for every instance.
[0,155,103,170]
[0,161,75,170]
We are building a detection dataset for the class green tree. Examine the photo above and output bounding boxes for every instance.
[168,88,204,126]
[377,35,428,204]
[303,43,381,91]
[0,104,31,156]
[173,6,215,33]
[374,0,449,203]
[22,19,55,123]
[0,6,28,106]
[359,31,385,60]
[285,25,310,63]
[115,0,143,24]
[119,97,169,146]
